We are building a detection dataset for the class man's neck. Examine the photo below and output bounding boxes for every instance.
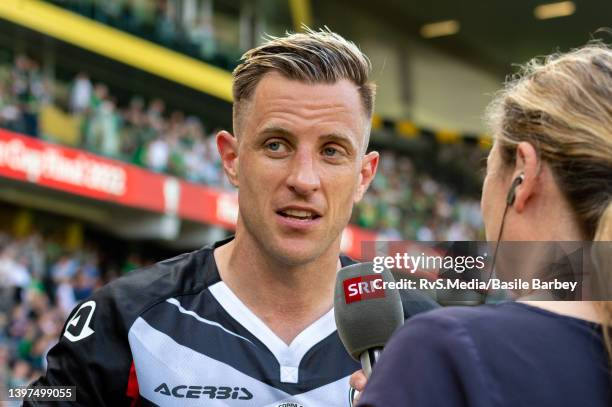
[213,234,341,345]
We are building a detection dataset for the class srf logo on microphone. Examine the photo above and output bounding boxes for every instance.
[343,275,385,304]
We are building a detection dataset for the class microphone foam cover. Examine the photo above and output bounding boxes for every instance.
[334,262,404,360]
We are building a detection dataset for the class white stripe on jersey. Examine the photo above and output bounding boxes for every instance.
[165,297,255,345]
[209,281,337,383]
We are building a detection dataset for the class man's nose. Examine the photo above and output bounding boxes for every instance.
[286,150,321,196]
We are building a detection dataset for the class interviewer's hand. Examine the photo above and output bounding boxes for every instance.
[349,369,368,405]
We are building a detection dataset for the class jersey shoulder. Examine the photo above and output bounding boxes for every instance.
[90,242,222,330]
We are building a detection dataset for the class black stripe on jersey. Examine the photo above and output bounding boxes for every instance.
[299,331,360,386]
[171,289,268,347]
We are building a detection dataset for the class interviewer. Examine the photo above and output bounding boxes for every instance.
[357,43,612,406]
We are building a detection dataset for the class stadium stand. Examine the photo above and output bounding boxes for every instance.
[46,0,242,70]
[0,53,483,241]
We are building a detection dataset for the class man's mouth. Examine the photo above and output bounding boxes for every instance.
[277,209,321,221]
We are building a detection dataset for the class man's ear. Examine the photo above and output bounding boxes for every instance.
[354,151,379,203]
[512,141,538,212]
[216,130,239,187]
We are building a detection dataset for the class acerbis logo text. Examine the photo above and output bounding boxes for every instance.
[154,383,253,400]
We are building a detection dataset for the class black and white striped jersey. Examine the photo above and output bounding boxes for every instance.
[27,237,438,406]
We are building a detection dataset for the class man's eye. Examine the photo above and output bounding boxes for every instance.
[266,141,283,151]
[323,147,338,157]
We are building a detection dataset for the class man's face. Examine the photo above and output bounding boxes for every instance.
[225,72,378,266]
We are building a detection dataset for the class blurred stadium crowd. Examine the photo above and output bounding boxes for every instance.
[0,232,116,402]
[353,150,482,241]
[0,54,229,186]
[0,230,148,403]
[48,0,239,69]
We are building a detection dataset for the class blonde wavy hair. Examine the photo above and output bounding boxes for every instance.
[486,43,612,366]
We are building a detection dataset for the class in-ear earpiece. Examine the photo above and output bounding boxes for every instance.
[506,174,524,206]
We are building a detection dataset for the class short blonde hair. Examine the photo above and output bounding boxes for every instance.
[232,28,376,139]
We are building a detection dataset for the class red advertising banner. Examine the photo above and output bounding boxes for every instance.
[0,128,165,212]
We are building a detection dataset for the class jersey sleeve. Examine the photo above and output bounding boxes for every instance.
[357,310,493,407]
[24,286,134,406]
